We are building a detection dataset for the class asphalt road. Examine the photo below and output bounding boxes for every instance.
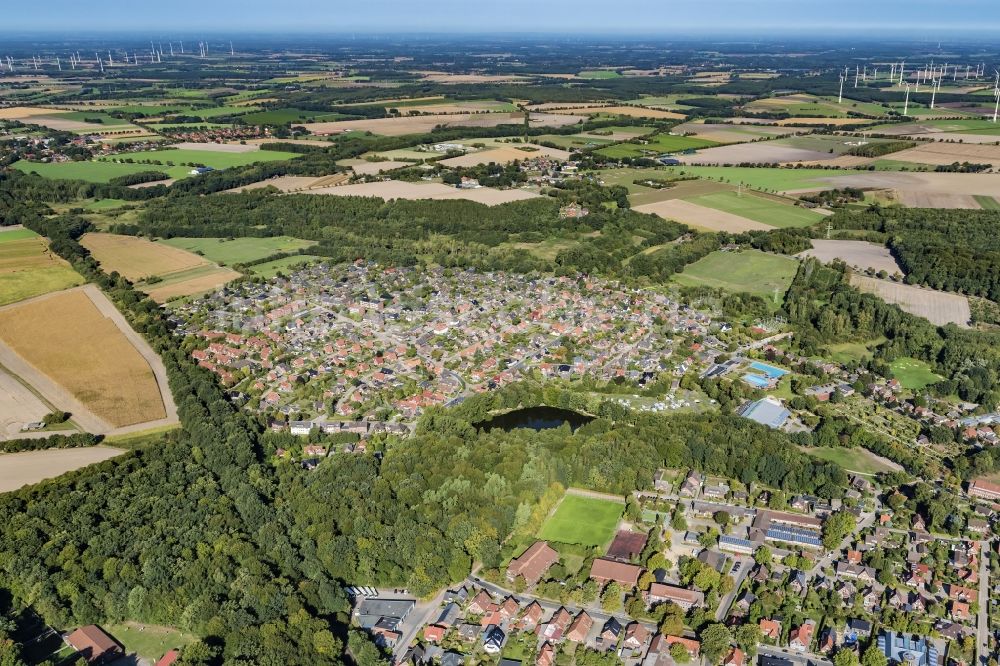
[976,540,990,666]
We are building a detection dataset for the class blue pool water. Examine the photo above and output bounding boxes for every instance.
[748,361,788,379]
[743,373,772,388]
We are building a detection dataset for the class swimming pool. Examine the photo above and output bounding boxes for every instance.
[743,373,772,388]
[748,361,788,379]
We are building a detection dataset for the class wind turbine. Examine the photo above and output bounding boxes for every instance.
[903,83,911,116]
[993,89,999,123]
[930,77,939,109]
[898,61,905,85]
[169,42,174,57]
[230,40,234,56]
[854,65,859,88]
[838,74,845,104]
[180,40,184,54]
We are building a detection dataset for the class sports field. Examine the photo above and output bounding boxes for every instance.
[0,228,84,306]
[159,236,317,266]
[890,357,943,391]
[105,623,196,661]
[537,494,623,546]
[686,191,823,228]
[673,249,799,303]
[0,290,166,427]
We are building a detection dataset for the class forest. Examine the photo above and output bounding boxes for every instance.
[829,207,1000,301]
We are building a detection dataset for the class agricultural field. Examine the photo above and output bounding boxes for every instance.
[12,159,191,183]
[596,133,718,159]
[684,191,823,228]
[633,198,771,232]
[884,141,1000,168]
[159,236,317,266]
[577,70,622,79]
[438,144,570,168]
[239,107,348,124]
[0,227,84,306]
[81,233,240,301]
[98,146,302,170]
[670,122,800,143]
[799,240,902,274]
[743,94,890,118]
[672,249,799,303]
[300,112,584,137]
[0,446,126,493]
[655,165,872,192]
[0,289,166,428]
[0,365,50,439]
[890,357,944,391]
[850,274,971,327]
[305,179,540,205]
[537,494,623,547]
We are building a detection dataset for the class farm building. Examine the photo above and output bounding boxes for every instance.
[64,625,123,664]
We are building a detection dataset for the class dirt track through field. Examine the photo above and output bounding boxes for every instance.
[0,446,126,493]
[633,199,773,232]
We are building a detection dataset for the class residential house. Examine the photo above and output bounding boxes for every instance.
[566,612,593,643]
[789,620,815,652]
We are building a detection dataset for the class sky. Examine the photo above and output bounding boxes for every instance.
[6,0,1000,35]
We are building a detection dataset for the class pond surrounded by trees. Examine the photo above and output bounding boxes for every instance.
[474,406,593,432]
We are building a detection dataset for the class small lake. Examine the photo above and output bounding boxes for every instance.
[475,406,593,432]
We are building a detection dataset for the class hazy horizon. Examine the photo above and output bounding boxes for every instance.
[6,0,1000,36]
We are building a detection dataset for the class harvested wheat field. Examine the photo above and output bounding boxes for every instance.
[791,172,1000,199]
[548,105,685,119]
[306,179,540,205]
[82,233,207,281]
[346,160,411,175]
[0,366,49,439]
[172,141,260,153]
[0,289,167,427]
[81,233,239,301]
[775,117,873,126]
[887,142,1000,168]
[679,142,832,164]
[799,240,902,274]
[895,191,982,208]
[300,112,584,136]
[439,145,570,168]
[0,106,64,119]
[851,274,970,327]
[0,446,126,493]
[633,199,772,232]
[225,173,355,192]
